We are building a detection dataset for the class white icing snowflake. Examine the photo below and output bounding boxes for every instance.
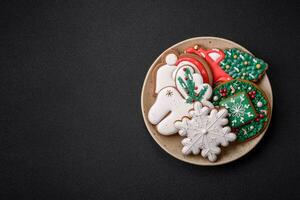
[231,103,245,117]
[174,102,236,162]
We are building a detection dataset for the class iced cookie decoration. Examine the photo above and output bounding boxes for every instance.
[174,102,236,162]
[212,79,270,142]
[148,51,214,135]
[186,46,268,84]
[175,54,213,85]
[175,66,213,107]
[155,53,178,93]
[155,52,212,93]
[148,87,194,135]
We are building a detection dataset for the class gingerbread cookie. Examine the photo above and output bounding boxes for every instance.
[212,79,270,142]
[148,51,213,135]
[174,102,236,162]
[186,46,268,84]
[148,87,194,135]
[175,66,213,107]
[155,52,213,94]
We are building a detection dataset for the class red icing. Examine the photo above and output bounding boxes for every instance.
[186,47,232,84]
[176,57,210,84]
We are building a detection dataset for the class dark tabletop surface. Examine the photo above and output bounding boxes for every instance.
[1,1,300,199]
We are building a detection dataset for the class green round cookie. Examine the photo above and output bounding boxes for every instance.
[212,79,270,142]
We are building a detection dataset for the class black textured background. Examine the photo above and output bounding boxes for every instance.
[1,1,299,199]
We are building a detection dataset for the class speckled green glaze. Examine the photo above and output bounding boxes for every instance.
[212,79,270,142]
[220,48,268,82]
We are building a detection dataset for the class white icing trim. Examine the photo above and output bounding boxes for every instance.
[208,52,221,62]
[172,61,200,79]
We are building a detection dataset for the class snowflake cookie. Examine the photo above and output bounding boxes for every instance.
[174,102,236,162]
[212,79,270,142]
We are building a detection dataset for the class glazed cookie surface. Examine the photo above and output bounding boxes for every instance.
[220,48,268,81]
[212,79,270,142]
[174,102,236,162]
[148,50,213,135]
[186,46,268,84]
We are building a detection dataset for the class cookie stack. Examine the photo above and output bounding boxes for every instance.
[147,44,270,162]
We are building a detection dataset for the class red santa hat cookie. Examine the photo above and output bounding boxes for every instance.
[186,45,268,84]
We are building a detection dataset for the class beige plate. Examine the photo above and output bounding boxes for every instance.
[141,37,273,166]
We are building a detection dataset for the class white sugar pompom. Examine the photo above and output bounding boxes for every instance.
[257,101,263,107]
[213,96,219,101]
[165,53,177,65]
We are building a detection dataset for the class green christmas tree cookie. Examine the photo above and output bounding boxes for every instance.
[185,46,268,83]
[220,48,268,81]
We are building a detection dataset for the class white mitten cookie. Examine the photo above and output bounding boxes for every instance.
[175,65,213,108]
[155,53,213,94]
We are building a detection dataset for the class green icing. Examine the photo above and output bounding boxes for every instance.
[212,79,269,142]
[219,92,256,128]
[177,68,208,104]
[220,48,268,81]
